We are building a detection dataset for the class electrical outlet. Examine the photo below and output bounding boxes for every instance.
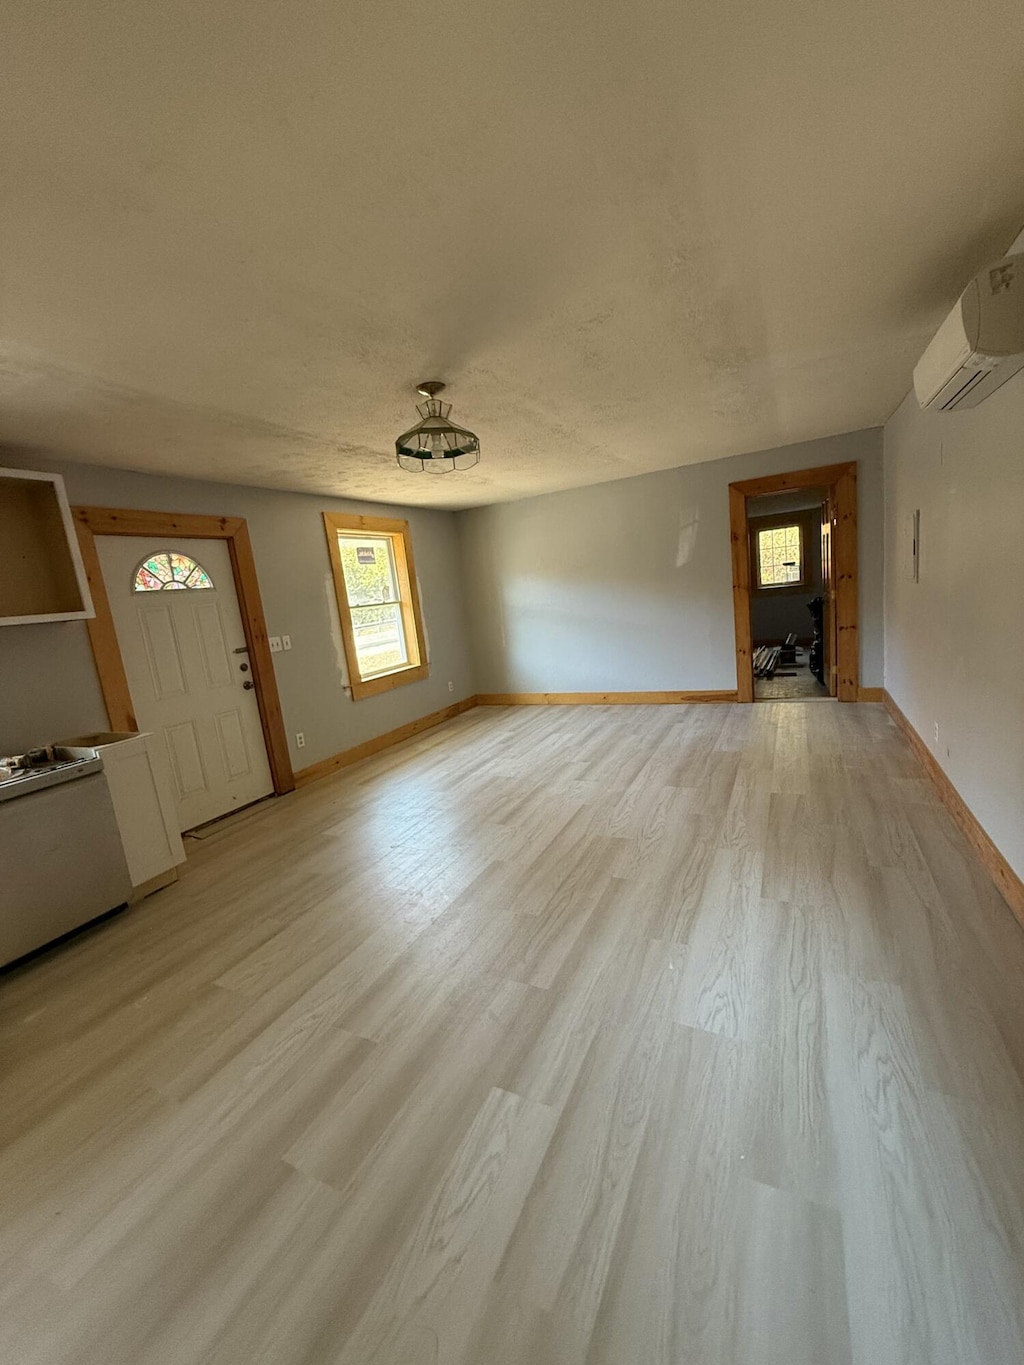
[448,680,454,692]
[295,732,305,749]
[269,636,282,653]
[282,634,292,651]
[933,722,940,744]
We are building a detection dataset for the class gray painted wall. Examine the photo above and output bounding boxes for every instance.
[884,383,1024,881]
[0,456,476,764]
[459,428,883,694]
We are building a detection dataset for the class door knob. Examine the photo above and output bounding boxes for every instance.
[243,680,255,690]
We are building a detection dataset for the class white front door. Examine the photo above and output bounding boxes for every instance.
[98,536,274,832]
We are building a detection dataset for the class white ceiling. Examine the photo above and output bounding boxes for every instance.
[2,0,1023,510]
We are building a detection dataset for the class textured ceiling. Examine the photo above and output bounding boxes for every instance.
[2,0,1024,510]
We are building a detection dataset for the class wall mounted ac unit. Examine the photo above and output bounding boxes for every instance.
[913,253,1024,410]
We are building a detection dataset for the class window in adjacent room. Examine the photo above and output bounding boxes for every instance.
[323,512,429,699]
[756,523,804,588]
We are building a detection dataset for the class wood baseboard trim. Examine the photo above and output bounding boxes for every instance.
[293,695,479,788]
[883,690,1024,929]
[857,686,885,702]
[476,690,739,706]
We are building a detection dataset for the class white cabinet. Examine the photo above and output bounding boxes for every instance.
[0,467,94,625]
[59,732,185,899]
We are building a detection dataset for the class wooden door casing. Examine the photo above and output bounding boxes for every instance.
[729,462,859,702]
[820,495,836,696]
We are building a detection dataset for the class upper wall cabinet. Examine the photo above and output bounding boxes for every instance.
[0,467,94,625]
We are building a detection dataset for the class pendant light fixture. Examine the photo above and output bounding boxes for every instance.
[395,382,480,473]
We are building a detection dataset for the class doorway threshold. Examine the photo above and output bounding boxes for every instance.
[184,794,277,844]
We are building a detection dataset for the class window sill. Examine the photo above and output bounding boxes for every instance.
[752,581,810,597]
[349,661,430,701]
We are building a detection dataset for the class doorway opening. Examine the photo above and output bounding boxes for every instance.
[72,507,294,832]
[729,462,859,703]
[748,487,830,701]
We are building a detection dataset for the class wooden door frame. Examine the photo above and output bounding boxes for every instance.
[729,461,858,703]
[72,506,295,795]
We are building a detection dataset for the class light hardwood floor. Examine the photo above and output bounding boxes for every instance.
[2,703,1023,1364]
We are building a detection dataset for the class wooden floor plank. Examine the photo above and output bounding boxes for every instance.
[2,701,1023,1364]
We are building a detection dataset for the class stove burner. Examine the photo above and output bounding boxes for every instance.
[0,748,103,801]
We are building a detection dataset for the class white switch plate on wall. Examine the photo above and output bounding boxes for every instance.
[269,636,282,653]
[282,635,292,650]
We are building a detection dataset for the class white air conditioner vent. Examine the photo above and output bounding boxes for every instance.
[914,253,1024,410]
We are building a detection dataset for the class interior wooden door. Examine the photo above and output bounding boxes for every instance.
[97,536,274,831]
[820,496,837,697]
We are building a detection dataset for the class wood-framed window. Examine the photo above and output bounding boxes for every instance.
[323,512,429,700]
[752,517,806,590]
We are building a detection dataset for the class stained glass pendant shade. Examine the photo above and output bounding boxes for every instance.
[395,381,480,473]
[133,551,213,593]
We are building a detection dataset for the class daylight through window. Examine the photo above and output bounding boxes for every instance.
[756,524,803,587]
[133,552,213,592]
[337,535,409,677]
[323,513,429,700]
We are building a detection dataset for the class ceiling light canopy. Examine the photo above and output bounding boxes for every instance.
[395,382,480,473]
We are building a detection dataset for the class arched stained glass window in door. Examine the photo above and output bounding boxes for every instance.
[132,551,213,592]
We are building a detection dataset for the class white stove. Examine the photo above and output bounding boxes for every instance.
[0,748,104,801]
[0,745,132,969]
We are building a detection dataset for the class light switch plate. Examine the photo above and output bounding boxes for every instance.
[269,636,282,653]
[282,634,292,651]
